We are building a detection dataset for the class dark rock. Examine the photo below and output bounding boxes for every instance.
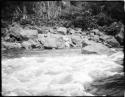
[115,26,124,45]
[85,74,124,96]
[105,36,120,48]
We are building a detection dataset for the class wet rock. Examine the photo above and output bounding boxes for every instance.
[105,36,120,47]
[85,74,124,96]
[81,41,114,55]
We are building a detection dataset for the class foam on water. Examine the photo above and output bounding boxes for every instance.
[2,50,124,96]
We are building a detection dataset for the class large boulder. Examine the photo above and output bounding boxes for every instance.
[57,27,67,35]
[105,36,120,47]
[9,24,38,40]
[21,39,42,50]
[43,35,66,49]
[43,37,58,49]
[81,41,115,55]
[2,42,22,50]
[19,29,38,39]
[38,33,65,49]
[8,24,24,41]
[99,33,120,48]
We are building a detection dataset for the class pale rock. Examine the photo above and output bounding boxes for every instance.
[57,27,67,35]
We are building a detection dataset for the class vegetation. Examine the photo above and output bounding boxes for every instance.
[1,1,124,37]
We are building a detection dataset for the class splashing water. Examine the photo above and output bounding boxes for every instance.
[2,49,124,96]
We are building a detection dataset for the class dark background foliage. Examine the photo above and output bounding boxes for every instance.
[1,1,124,30]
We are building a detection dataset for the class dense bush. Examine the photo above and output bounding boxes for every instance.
[1,1,124,30]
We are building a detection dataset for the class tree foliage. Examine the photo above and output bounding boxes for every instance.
[1,1,124,29]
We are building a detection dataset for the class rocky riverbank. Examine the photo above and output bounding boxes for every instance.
[1,23,123,53]
[2,23,124,96]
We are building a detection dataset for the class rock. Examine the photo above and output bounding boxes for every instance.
[8,24,24,41]
[105,36,120,47]
[63,36,72,48]
[89,32,95,37]
[71,35,82,47]
[75,28,82,33]
[43,35,66,49]
[49,28,57,34]
[43,37,58,49]
[21,39,42,50]
[81,41,114,55]
[19,29,38,39]
[38,26,50,34]
[57,27,67,35]
[27,25,44,34]
[56,37,66,49]
[9,24,38,40]
[38,34,66,49]
[93,35,99,42]
[38,34,46,44]
[91,29,100,35]
[99,34,120,47]
[68,28,76,34]
[2,42,22,49]
[115,28,124,45]
[21,41,32,50]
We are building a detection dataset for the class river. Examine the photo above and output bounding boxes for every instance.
[2,48,124,96]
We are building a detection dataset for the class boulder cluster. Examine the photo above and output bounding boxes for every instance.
[2,23,123,52]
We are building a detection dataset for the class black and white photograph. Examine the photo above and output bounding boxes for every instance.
[1,0,125,96]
